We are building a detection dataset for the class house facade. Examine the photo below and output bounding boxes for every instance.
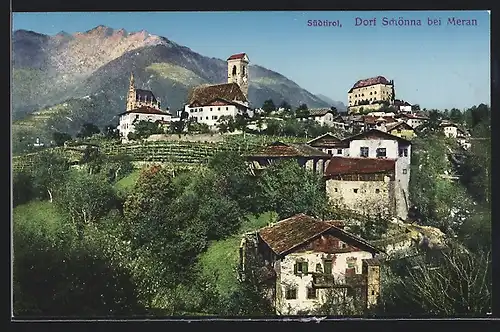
[348,76,395,114]
[118,106,172,140]
[240,214,382,315]
[296,109,348,129]
[245,141,332,175]
[184,53,253,131]
[341,129,412,220]
[385,121,416,140]
[404,114,429,129]
[324,157,397,217]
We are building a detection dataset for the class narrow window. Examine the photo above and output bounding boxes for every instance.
[327,149,333,155]
[375,188,380,193]
[285,287,297,300]
[353,188,358,193]
[403,169,407,174]
[360,147,369,157]
[337,149,343,154]
[372,290,375,295]
[226,107,229,110]
[307,287,317,299]
[210,108,213,111]
[324,260,333,274]
[206,117,209,120]
[218,107,221,111]
[232,65,237,76]
[334,188,338,192]
[294,261,308,274]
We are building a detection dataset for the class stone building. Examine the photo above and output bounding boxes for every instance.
[348,76,395,114]
[342,129,412,220]
[184,53,253,131]
[323,157,397,217]
[239,214,382,315]
[245,141,331,175]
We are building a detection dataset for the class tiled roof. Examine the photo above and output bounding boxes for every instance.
[187,83,247,105]
[362,258,381,266]
[324,156,396,176]
[307,132,340,144]
[343,128,412,145]
[118,106,171,116]
[296,108,334,118]
[307,133,349,148]
[247,141,331,158]
[135,89,158,103]
[350,76,392,91]
[394,99,412,107]
[258,214,337,256]
[363,116,398,125]
[227,53,247,61]
[386,121,413,132]
[405,114,428,120]
[258,213,381,256]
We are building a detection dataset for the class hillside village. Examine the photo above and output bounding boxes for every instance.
[12,51,491,317]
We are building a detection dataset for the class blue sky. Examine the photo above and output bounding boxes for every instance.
[13,11,490,110]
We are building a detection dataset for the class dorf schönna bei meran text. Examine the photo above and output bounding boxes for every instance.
[307,16,478,27]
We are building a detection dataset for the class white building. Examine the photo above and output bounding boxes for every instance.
[240,214,382,315]
[439,121,471,149]
[184,53,254,131]
[307,132,349,156]
[296,109,342,127]
[404,114,429,129]
[118,106,172,141]
[393,100,412,113]
[341,129,412,220]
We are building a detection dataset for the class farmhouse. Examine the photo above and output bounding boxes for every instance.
[245,141,331,175]
[240,214,382,315]
[307,133,349,156]
[118,106,172,141]
[340,129,412,220]
[184,53,253,130]
[324,157,397,217]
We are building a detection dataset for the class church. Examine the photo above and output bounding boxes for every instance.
[117,73,173,141]
[184,53,254,130]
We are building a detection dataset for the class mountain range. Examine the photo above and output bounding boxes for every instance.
[11,25,346,138]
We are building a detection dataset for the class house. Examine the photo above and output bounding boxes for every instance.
[404,114,429,129]
[439,121,471,149]
[118,106,172,141]
[341,129,412,220]
[362,115,398,132]
[348,76,395,114]
[307,132,349,156]
[245,141,332,175]
[184,53,253,131]
[240,214,382,315]
[385,121,416,140]
[324,157,397,217]
[296,109,347,130]
[393,100,412,113]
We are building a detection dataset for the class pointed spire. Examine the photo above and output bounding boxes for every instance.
[129,72,135,88]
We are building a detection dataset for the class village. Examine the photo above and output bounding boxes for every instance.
[12,52,491,317]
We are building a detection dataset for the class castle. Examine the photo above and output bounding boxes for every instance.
[126,73,162,111]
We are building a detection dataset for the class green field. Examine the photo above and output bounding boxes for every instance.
[114,168,142,193]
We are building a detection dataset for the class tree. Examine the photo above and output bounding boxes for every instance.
[449,108,463,124]
[295,103,309,117]
[103,124,120,139]
[256,159,328,219]
[330,106,338,115]
[56,171,118,236]
[217,115,236,133]
[132,120,164,139]
[30,150,70,202]
[52,131,72,146]
[13,171,35,207]
[234,113,250,133]
[77,123,101,139]
[169,120,186,135]
[278,101,292,113]
[264,119,283,136]
[262,99,276,115]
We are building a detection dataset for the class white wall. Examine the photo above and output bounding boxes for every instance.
[276,250,374,315]
[119,112,171,140]
[406,118,425,128]
[348,139,399,159]
[184,104,254,130]
[443,126,458,138]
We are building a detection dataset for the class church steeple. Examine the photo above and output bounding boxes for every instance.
[126,72,136,111]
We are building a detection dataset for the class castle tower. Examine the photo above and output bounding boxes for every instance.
[227,53,249,100]
[126,72,136,111]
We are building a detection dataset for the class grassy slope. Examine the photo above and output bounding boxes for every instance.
[114,169,142,194]
[146,63,209,87]
[13,200,66,239]
[198,211,275,298]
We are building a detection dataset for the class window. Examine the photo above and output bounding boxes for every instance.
[370,92,372,95]
[324,260,333,274]
[375,188,380,193]
[334,188,338,192]
[374,91,377,94]
[285,287,297,300]
[199,108,202,112]
[327,149,333,155]
[376,148,386,158]
[360,147,369,157]
[190,109,194,113]
[402,169,407,174]
[307,287,317,299]
[397,129,402,133]
[372,290,375,296]
[353,189,358,193]
[294,261,308,274]
[242,66,246,76]
[206,117,209,120]
[212,115,218,120]
[226,107,229,110]
[341,242,347,249]
[210,108,213,111]
[337,149,343,155]
[218,107,221,111]
[399,148,408,157]
[232,65,237,76]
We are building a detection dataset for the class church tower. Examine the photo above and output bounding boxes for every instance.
[227,53,249,100]
[126,72,136,111]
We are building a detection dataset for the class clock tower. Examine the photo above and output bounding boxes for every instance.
[227,53,249,100]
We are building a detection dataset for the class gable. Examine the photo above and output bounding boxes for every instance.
[344,129,411,145]
[293,233,363,254]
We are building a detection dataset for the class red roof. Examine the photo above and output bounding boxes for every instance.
[227,53,247,61]
[118,106,171,116]
[351,76,391,90]
[363,116,398,125]
[324,157,396,176]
